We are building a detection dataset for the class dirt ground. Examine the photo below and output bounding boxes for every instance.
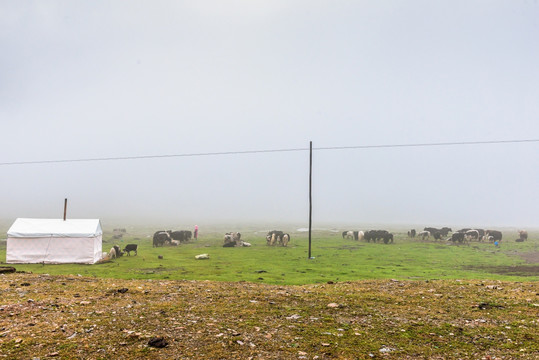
[518,252,539,264]
[1,272,538,359]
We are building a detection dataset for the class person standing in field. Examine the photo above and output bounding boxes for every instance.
[194,225,198,240]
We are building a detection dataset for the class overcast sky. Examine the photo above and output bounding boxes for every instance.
[1,1,538,229]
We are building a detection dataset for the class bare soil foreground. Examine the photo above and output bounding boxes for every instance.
[1,273,538,360]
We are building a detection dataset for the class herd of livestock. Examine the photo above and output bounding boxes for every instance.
[342,227,530,244]
[150,229,292,248]
[410,227,529,243]
[106,243,138,259]
[220,230,292,247]
[152,230,193,247]
[103,226,530,260]
[342,230,394,243]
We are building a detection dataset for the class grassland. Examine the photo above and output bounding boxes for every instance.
[1,227,537,359]
[1,227,538,284]
[1,273,538,359]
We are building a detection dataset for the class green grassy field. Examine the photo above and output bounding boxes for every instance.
[1,227,538,359]
[1,228,537,284]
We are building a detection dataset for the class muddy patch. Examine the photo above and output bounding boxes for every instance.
[137,267,188,274]
[516,252,539,264]
[336,244,364,251]
[463,264,539,277]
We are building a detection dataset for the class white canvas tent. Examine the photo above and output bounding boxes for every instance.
[6,218,103,264]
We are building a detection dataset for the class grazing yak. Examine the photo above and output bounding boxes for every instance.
[452,228,488,242]
[486,230,502,242]
[364,230,376,242]
[170,230,192,243]
[518,230,528,241]
[113,245,122,257]
[223,232,242,247]
[424,227,452,239]
[451,232,465,243]
[343,231,361,241]
[122,244,138,256]
[424,227,452,236]
[364,230,393,244]
[417,231,430,241]
[153,231,171,247]
[266,231,290,246]
[440,227,452,236]
[107,245,123,259]
[382,232,394,244]
[408,229,416,238]
[266,230,285,246]
[281,233,291,247]
[465,229,480,241]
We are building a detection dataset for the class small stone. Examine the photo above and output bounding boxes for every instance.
[148,336,168,348]
[286,314,301,320]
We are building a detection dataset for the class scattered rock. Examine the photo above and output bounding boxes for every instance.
[117,288,128,293]
[379,346,394,353]
[286,314,301,320]
[195,254,210,260]
[158,255,163,260]
[0,267,16,274]
[327,303,341,308]
[477,302,505,310]
[123,330,142,339]
[148,336,168,348]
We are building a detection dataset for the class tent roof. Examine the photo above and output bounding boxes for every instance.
[7,218,103,238]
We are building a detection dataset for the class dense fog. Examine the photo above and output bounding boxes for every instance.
[1,2,538,228]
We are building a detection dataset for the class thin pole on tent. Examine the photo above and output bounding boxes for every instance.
[63,198,67,221]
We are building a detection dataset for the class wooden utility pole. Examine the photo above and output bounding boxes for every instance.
[63,198,67,221]
[308,141,313,259]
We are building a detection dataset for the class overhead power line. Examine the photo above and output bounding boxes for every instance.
[0,138,537,166]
